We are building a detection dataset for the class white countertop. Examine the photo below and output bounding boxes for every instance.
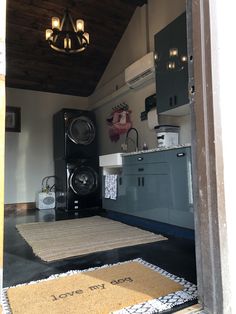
[122,143,191,157]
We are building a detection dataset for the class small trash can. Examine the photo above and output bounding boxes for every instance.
[155,125,180,147]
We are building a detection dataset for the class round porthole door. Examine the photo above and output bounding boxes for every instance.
[68,116,95,145]
[70,166,98,196]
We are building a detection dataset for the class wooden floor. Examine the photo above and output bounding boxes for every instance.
[175,304,202,313]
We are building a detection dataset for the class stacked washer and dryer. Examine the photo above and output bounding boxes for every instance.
[53,109,100,212]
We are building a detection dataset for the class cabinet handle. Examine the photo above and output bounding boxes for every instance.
[138,168,144,172]
[138,177,141,186]
[177,152,185,157]
[119,177,122,185]
[174,95,177,105]
[189,85,195,95]
[169,97,173,107]
[142,177,145,186]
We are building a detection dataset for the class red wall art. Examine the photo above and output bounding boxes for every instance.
[106,103,132,142]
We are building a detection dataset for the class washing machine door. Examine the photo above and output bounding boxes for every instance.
[70,166,98,196]
[68,116,95,145]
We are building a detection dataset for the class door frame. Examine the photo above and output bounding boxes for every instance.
[0,0,6,301]
[0,0,234,313]
[191,0,233,312]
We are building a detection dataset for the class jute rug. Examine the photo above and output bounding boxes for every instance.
[16,216,167,262]
[2,259,197,314]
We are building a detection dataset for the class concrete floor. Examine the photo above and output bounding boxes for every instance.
[3,208,197,311]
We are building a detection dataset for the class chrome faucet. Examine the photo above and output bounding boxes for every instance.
[125,127,139,152]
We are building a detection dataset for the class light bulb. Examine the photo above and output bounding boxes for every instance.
[64,37,71,49]
[84,32,89,44]
[76,19,84,32]
[63,38,67,49]
[52,17,60,29]
[181,55,188,62]
[68,38,71,49]
[167,61,176,70]
[45,29,53,40]
[169,48,178,57]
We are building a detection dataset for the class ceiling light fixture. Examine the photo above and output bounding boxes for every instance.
[45,9,89,54]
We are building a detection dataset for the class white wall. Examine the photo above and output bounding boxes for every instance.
[93,0,186,96]
[92,0,189,155]
[95,82,191,155]
[148,0,187,52]
[96,6,147,91]
[95,83,156,155]
[5,0,189,203]
[5,88,88,204]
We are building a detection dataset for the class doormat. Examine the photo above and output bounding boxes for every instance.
[16,216,167,262]
[2,259,197,314]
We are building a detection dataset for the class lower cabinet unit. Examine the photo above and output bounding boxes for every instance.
[122,164,171,224]
[102,147,194,230]
[168,148,194,229]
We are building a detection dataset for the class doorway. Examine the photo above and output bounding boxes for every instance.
[1,0,233,313]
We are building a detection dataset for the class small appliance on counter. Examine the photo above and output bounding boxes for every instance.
[36,176,55,210]
[155,125,180,147]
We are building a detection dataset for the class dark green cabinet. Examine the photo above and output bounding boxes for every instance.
[122,162,171,224]
[102,147,194,230]
[122,147,194,229]
[168,149,194,229]
[154,12,189,113]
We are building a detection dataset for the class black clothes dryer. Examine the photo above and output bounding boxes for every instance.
[55,158,101,212]
[53,109,97,160]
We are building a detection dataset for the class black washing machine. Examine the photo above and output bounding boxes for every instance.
[53,109,97,160]
[55,158,101,212]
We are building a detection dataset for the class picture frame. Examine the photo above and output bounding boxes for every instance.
[5,106,21,132]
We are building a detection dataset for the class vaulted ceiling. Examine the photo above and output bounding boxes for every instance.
[6,0,147,97]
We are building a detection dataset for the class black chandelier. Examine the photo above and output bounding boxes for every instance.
[45,9,89,54]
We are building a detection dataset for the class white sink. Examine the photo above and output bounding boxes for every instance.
[99,153,123,168]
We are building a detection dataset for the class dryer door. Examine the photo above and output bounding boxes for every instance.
[70,166,98,196]
[68,116,95,145]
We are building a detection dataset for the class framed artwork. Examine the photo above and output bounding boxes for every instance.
[5,106,21,132]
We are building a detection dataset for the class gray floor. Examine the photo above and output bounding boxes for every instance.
[4,208,197,290]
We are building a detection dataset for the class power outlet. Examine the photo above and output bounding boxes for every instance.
[121,143,127,151]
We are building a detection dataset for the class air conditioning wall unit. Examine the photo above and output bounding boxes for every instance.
[125,52,155,89]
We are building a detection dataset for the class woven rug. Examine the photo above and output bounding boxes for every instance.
[16,216,167,262]
[2,259,197,314]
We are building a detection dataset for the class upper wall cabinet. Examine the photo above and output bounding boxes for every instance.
[154,12,189,114]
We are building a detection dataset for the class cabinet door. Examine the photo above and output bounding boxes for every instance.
[155,22,175,112]
[170,12,189,107]
[135,173,171,224]
[155,12,189,113]
[168,148,194,229]
[122,175,141,214]
[123,162,172,224]
[156,72,176,113]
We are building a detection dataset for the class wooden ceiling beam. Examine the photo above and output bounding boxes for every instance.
[7,58,103,81]
[6,70,96,96]
[6,78,95,97]
[6,0,138,96]
[6,47,107,69]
